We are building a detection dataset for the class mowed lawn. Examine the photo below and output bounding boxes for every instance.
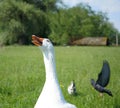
[0,46,120,108]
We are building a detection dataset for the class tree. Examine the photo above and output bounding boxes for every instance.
[21,0,60,12]
[0,1,119,45]
[0,0,50,45]
[48,3,119,45]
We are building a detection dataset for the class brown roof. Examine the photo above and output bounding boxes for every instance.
[72,37,108,46]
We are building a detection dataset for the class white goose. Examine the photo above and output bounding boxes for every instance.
[32,35,77,108]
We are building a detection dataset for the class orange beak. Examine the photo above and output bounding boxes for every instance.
[32,35,44,46]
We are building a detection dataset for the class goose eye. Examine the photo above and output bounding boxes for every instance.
[47,40,50,42]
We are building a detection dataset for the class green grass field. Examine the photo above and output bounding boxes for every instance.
[0,46,120,108]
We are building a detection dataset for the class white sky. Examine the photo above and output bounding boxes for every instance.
[62,0,120,32]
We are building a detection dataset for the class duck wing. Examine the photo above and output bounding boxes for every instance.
[96,60,110,87]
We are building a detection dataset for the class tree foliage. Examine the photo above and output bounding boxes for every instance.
[49,4,119,45]
[0,0,50,45]
[0,0,119,45]
[21,0,59,12]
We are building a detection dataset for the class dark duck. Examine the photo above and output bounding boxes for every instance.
[91,60,113,97]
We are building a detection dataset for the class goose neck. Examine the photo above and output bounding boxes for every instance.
[43,51,57,80]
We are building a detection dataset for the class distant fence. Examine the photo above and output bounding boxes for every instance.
[71,37,109,46]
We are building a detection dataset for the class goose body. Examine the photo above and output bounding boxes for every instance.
[32,35,77,108]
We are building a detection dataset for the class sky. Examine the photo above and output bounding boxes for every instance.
[61,0,120,32]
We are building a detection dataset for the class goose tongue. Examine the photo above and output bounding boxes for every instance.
[32,35,44,46]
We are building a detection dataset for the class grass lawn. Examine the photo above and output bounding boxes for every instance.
[0,46,120,108]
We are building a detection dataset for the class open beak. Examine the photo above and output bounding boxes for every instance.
[32,35,44,46]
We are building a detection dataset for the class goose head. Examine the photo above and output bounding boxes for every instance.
[32,35,54,54]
